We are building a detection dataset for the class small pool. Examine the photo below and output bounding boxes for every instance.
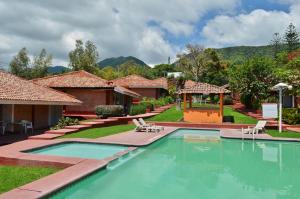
[27,142,127,160]
[50,129,300,199]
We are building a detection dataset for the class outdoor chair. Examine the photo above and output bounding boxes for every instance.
[20,120,33,134]
[138,118,164,131]
[243,120,267,135]
[133,119,160,133]
[0,121,6,135]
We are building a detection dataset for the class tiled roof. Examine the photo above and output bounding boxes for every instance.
[112,75,167,89]
[179,82,230,94]
[152,77,168,90]
[32,70,113,88]
[0,71,82,105]
[184,80,197,88]
[114,86,141,98]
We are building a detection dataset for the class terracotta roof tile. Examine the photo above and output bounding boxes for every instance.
[113,75,167,89]
[0,71,82,105]
[32,70,112,88]
[114,86,141,98]
[180,82,230,94]
[152,77,168,90]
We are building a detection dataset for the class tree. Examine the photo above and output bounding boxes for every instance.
[9,47,31,79]
[152,64,174,78]
[229,57,277,109]
[201,48,228,86]
[32,49,52,78]
[284,23,300,52]
[177,44,208,81]
[69,40,100,73]
[270,32,282,58]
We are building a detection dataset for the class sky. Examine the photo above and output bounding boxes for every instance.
[0,0,299,68]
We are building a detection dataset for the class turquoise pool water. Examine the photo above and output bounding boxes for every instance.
[28,142,127,160]
[51,129,300,199]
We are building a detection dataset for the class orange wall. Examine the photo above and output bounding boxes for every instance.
[184,109,222,123]
[61,88,113,113]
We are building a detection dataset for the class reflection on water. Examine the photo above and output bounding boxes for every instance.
[52,130,300,199]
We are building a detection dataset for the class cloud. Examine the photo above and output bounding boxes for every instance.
[202,1,300,47]
[0,0,239,67]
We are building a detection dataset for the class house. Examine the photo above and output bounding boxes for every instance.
[0,71,81,133]
[112,75,168,99]
[32,70,140,115]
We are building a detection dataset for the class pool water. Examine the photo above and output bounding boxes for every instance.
[28,142,127,160]
[51,129,300,199]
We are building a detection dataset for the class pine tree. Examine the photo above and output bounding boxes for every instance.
[284,23,300,52]
[270,32,282,58]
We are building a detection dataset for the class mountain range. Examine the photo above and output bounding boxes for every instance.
[98,56,149,68]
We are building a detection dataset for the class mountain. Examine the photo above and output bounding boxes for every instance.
[47,66,70,74]
[98,56,149,68]
[215,45,275,61]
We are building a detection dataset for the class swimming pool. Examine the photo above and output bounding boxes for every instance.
[51,129,300,199]
[28,142,127,160]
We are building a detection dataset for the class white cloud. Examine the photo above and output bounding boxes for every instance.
[202,2,300,47]
[0,0,239,67]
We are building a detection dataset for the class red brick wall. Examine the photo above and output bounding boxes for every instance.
[61,88,113,113]
[131,88,158,99]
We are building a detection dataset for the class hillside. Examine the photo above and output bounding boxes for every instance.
[47,66,70,74]
[98,56,149,68]
[216,45,275,61]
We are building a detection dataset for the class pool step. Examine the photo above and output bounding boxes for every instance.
[107,149,145,170]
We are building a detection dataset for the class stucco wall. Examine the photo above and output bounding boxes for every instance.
[131,88,158,99]
[60,88,112,113]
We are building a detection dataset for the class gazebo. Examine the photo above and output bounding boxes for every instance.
[178,82,230,123]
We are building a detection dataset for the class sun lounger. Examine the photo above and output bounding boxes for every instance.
[133,119,161,133]
[138,118,164,131]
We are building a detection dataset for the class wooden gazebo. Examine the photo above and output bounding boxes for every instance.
[179,82,230,123]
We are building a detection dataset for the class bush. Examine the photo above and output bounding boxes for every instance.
[140,101,154,111]
[223,95,233,105]
[51,117,79,130]
[283,108,300,125]
[129,104,147,116]
[95,105,124,118]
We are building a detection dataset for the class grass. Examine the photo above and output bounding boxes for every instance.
[223,106,257,124]
[267,129,300,138]
[0,166,59,194]
[147,106,183,122]
[60,124,135,139]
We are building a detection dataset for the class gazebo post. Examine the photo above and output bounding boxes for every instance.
[189,94,192,108]
[219,93,224,122]
[183,93,187,111]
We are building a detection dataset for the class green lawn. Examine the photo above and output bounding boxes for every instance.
[0,166,59,194]
[147,106,183,122]
[223,106,257,124]
[267,129,300,138]
[60,124,135,139]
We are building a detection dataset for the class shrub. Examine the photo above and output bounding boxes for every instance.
[129,104,147,116]
[283,108,300,125]
[95,105,124,118]
[51,117,79,130]
[223,95,233,105]
[140,101,154,111]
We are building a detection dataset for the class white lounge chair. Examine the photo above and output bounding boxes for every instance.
[243,120,267,135]
[138,118,164,131]
[132,119,160,133]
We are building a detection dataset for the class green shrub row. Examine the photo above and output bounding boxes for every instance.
[283,108,300,125]
[141,96,174,109]
[129,104,147,116]
[51,117,79,130]
[95,105,124,118]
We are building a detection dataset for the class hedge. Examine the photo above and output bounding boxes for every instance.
[283,108,300,125]
[95,105,124,118]
[129,104,147,116]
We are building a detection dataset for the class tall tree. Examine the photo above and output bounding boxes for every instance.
[9,47,31,79]
[284,23,300,52]
[69,40,100,73]
[32,49,52,78]
[271,32,282,58]
[177,44,208,81]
